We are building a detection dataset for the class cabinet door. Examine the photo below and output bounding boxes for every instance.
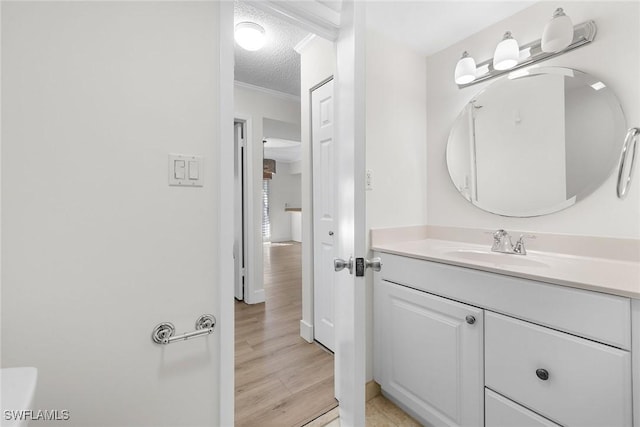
[377,280,483,427]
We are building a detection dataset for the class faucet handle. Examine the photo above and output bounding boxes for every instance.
[491,229,508,241]
[513,234,536,255]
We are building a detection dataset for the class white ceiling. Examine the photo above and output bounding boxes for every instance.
[366,1,536,56]
[264,139,302,163]
[234,1,309,96]
[234,1,537,97]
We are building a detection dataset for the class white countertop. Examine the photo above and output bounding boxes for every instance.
[373,238,640,299]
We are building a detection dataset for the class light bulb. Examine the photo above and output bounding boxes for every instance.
[541,8,574,53]
[493,31,519,71]
[454,51,477,85]
[235,22,266,51]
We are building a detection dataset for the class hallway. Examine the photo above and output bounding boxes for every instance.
[235,242,337,426]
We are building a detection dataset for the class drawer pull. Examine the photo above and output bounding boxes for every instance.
[535,368,550,381]
[465,315,476,325]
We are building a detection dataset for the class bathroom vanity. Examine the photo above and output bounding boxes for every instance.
[372,230,640,427]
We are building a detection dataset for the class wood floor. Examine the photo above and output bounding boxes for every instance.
[235,241,337,427]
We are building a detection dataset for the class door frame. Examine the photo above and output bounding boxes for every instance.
[217,1,365,425]
[217,2,235,426]
[233,118,251,301]
[233,115,261,303]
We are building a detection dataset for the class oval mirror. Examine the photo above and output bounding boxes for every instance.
[446,67,626,217]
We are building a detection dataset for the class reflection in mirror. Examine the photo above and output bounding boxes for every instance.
[447,67,626,217]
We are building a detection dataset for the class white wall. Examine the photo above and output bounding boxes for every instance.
[472,74,566,215]
[426,1,640,238]
[364,28,428,380]
[263,117,301,142]
[564,79,617,198]
[268,161,302,242]
[300,36,336,342]
[2,2,222,426]
[234,84,300,303]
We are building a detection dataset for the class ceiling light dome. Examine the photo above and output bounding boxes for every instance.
[235,22,266,51]
[493,31,519,71]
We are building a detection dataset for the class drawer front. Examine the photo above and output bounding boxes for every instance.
[377,253,631,349]
[485,311,632,426]
[485,388,560,427]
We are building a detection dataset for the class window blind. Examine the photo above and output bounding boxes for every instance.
[262,179,271,241]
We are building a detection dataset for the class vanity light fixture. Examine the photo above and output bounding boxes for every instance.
[235,22,266,51]
[454,52,477,85]
[493,31,520,70]
[454,52,491,85]
[455,9,596,89]
[541,8,574,53]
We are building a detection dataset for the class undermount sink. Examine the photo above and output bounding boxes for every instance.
[444,249,549,268]
[1,367,38,427]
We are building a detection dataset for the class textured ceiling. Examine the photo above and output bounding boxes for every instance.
[234,1,309,96]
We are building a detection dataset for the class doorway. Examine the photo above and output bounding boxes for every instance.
[232,2,338,425]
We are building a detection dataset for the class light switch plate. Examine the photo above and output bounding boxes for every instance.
[169,154,203,187]
[366,169,374,191]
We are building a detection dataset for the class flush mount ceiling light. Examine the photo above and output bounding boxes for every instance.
[455,8,597,89]
[493,31,520,71]
[235,22,266,51]
[454,52,477,85]
[541,8,574,53]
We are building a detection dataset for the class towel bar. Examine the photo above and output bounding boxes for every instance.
[617,127,639,199]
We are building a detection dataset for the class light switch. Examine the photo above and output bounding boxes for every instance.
[366,169,374,191]
[169,154,203,187]
[175,160,186,180]
[188,161,199,180]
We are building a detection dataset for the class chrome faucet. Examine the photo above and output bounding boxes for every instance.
[490,229,535,255]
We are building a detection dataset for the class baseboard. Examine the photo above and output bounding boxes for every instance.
[246,288,265,304]
[300,320,314,343]
[366,381,381,401]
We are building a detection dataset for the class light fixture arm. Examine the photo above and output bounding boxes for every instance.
[457,20,596,89]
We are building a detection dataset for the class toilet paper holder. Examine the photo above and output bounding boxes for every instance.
[151,314,216,345]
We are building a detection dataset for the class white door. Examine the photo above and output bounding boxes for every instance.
[333,1,367,425]
[312,79,336,351]
[234,122,245,300]
[2,2,231,426]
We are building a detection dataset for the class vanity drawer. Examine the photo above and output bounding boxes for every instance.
[485,311,632,427]
[485,388,560,427]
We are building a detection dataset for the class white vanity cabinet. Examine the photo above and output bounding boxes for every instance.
[375,280,484,427]
[373,252,635,427]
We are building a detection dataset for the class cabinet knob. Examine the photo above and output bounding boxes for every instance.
[536,368,550,381]
[465,315,476,325]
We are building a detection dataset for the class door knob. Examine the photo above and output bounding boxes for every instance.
[365,257,382,272]
[328,231,334,236]
[334,257,353,274]
[465,315,476,325]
